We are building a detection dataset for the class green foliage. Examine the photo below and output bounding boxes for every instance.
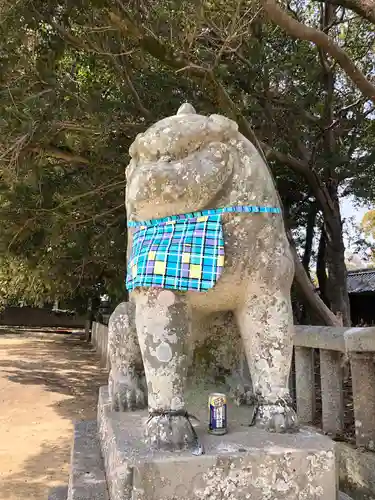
[362,210,375,239]
[0,0,373,310]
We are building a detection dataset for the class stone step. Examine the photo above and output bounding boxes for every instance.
[64,410,355,500]
[339,493,354,500]
[48,485,68,500]
[97,385,338,500]
[67,420,109,500]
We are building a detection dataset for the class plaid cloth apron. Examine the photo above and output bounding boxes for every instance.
[126,206,281,293]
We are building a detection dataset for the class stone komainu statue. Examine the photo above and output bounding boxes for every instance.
[108,103,298,450]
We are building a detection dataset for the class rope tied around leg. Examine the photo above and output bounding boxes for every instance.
[147,409,205,455]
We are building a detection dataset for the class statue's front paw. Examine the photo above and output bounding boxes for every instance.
[145,413,198,452]
[254,401,299,433]
[109,372,147,411]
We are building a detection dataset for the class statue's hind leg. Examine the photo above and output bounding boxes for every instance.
[108,302,147,411]
[235,256,298,432]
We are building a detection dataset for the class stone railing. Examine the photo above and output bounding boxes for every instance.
[90,321,375,450]
[91,322,110,369]
[89,321,375,497]
[294,325,375,451]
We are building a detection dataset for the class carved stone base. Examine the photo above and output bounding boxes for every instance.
[98,386,337,500]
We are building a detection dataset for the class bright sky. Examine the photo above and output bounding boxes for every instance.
[341,196,370,223]
[341,195,373,255]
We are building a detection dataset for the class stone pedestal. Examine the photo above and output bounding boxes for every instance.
[98,386,337,500]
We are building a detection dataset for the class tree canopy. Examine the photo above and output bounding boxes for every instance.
[0,0,373,322]
[360,209,375,263]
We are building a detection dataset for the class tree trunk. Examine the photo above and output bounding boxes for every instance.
[324,199,351,325]
[213,77,346,328]
[316,227,329,306]
[288,229,341,326]
[302,203,317,277]
[318,4,351,327]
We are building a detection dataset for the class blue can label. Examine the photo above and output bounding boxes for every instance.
[209,394,227,431]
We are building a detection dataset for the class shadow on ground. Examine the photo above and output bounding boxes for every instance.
[0,333,108,420]
[0,439,71,500]
[0,330,108,500]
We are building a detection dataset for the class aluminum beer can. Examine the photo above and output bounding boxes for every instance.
[208,393,227,435]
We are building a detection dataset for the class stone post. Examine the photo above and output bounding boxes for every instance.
[106,328,110,371]
[100,324,109,369]
[288,348,296,405]
[350,352,375,450]
[320,349,344,436]
[295,346,315,423]
[84,319,91,342]
[96,323,101,355]
[91,322,97,349]
[99,324,104,360]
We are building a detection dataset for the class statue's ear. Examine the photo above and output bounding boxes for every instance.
[208,114,239,137]
[177,103,197,115]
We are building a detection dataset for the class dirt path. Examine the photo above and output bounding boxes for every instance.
[0,328,108,500]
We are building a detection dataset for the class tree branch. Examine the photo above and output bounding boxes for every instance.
[288,228,341,326]
[27,146,90,164]
[107,10,208,78]
[108,10,343,236]
[260,0,375,103]
[111,54,153,119]
[207,74,340,236]
[261,143,337,223]
[314,0,375,25]
[105,5,344,325]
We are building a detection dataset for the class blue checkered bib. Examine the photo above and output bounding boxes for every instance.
[126,205,281,293]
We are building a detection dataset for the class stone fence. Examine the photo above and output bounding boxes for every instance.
[90,321,375,496]
[91,322,375,450]
[294,325,375,451]
[91,322,110,369]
